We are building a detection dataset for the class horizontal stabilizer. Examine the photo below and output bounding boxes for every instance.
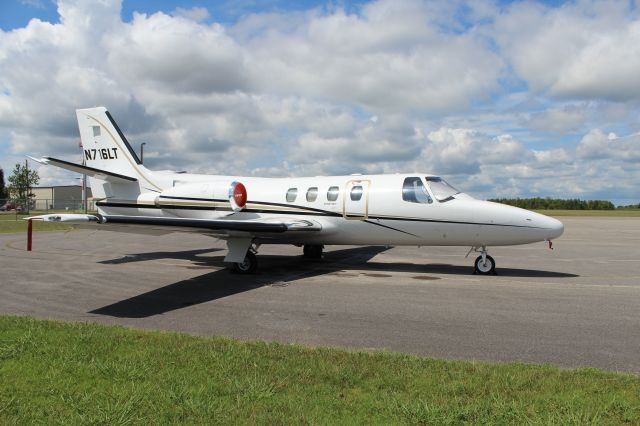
[25,214,102,223]
[27,156,137,183]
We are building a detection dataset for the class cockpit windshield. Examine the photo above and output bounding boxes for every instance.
[425,177,460,202]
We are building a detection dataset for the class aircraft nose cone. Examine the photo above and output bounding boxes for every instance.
[551,217,564,239]
[543,215,564,240]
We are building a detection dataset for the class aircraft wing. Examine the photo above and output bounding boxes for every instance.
[103,215,321,232]
[26,214,322,234]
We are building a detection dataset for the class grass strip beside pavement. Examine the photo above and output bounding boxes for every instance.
[1,316,638,425]
[534,209,640,217]
[0,213,72,233]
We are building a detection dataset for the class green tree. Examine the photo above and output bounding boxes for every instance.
[0,168,6,199]
[7,162,39,202]
[489,197,616,210]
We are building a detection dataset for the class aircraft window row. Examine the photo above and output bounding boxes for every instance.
[286,188,298,202]
[286,186,342,203]
[402,177,433,204]
[306,187,318,202]
[350,186,363,201]
[327,186,339,202]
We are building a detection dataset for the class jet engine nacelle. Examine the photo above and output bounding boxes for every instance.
[154,180,248,214]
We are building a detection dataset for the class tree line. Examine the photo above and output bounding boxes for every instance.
[0,163,634,211]
[1,163,40,201]
[489,197,616,210]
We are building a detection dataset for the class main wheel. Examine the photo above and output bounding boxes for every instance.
[232,252,258,274]
[474,255,496,275]
[303,244,323,259]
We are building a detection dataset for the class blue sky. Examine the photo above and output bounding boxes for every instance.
[0,0,374,29]
[0,0,574,33]
[0,0,638,205]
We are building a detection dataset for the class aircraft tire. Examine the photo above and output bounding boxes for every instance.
[303,244,323,259]
[232,252,258,274]
[474,255,496,275]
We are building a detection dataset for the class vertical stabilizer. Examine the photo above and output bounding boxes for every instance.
[76,107,161,198]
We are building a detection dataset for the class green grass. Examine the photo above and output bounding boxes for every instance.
[1,316,638,425]
[534,209,640,217]
[0,213,72,233]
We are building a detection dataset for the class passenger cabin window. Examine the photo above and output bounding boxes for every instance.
[306,187,318,202]
[327,186,339,202]
[350,185,363,201]
[402,177,432,204]
[286,188,298,202]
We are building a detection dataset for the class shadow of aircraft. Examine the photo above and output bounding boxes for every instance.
[99,247,223,266]
[90,245,578,318]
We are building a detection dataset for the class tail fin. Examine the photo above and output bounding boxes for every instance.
[77,107,143,177]
[76,107,161,198]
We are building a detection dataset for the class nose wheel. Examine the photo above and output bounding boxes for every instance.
[474,254,496,275]
[468,245,497,275]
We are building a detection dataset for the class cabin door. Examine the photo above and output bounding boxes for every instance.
[342,179,371,220]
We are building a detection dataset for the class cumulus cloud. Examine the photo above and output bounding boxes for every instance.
[422,128,530,175]
[577,129,640,162]
[242,1,502,113]
[524,105,587,133]
[495,1,640,100]
[172,7,210,22]
[0,0,639,203]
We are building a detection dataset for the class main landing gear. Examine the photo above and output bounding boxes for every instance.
[468,245,496,275]
[231,243,324,274]
[232,252,258,274]
[302,244,324,259]
[232,244,259,274]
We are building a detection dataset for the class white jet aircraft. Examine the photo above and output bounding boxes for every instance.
[28,107,564,274]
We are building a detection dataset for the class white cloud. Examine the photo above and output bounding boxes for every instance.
[172,7,210,23]
[240,1,502,113]
[0,0,639,204]
[524,106,587,133]
[495,1,640,100]
[422,128,530,175]
[107,12,249,95]
[577,129,640,162]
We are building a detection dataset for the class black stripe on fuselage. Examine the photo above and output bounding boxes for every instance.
[158,195,344,216]
[366,214,543,229]
[159,195,227,203]
[96,202,229,211]
[363,220,420,237]
[95,200,548,230]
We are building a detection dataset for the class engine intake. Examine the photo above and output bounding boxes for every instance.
[156,180,248,215]
[229,181,247,211]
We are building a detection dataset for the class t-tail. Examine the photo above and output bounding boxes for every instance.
[76,107,163,198]
[30,107,162,200]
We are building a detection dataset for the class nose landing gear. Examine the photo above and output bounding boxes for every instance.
[468,245,497,275]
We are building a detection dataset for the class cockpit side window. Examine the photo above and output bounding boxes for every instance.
[425,177,460,202]
[402,177,432,204]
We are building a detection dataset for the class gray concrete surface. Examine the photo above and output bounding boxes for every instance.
[1,216,639,373]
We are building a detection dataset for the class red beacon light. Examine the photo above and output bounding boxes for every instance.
[229,181,247,211]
